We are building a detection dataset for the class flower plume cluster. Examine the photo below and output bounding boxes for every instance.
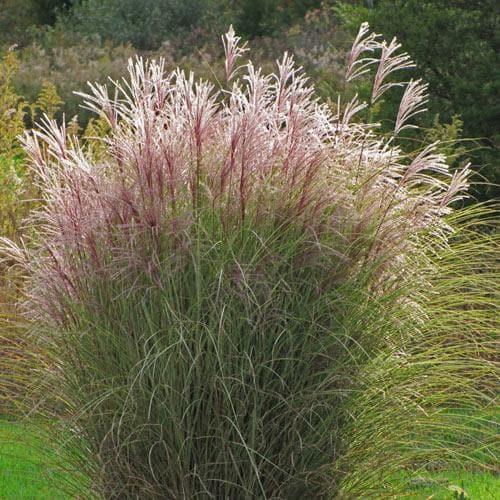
[8,24,469,318]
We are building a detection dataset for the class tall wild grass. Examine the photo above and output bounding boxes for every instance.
[1,25,498,497]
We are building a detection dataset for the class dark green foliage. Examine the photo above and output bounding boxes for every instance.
[232,0,323,38]
[0,0,39,47]
[0,1,71,47]
[64,0,204,49]
[62,0,325,45]
[33,0,72,25]
[338,0,500,201]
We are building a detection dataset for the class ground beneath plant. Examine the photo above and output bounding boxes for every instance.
[0,419,498,499]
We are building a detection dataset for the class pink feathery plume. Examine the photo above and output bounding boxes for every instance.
[346,22,381,82]
[372,38,415,103]
[222,25,249,82]
[395,79,428,134]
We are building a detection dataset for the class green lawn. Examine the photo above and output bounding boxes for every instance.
[0,419,72,499]
[0,419,498,499]
[401,470,499,499]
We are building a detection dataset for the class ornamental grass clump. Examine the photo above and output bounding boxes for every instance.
[1,25,498,498]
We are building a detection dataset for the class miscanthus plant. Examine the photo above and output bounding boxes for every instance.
[1,25,498,498]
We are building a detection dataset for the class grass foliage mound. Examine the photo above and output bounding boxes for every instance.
[1,26,498,497]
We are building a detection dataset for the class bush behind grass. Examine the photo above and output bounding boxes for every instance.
[1,26,498,497]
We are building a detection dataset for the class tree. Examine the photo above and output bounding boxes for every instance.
[34,1,72,25]
[0,1,72,47]
[233,0,322,37]
[0,0,38,47]
[64,0,204,50]
[338,0,500,200]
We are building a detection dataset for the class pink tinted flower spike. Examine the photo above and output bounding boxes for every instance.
[222,25,249,82]
[372,38,415,103]
[346,22,381,82]
[395,79,428,134]
[3,25,469,323]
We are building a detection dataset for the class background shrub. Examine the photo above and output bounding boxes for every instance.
[62,0,205,50]
[336,0,500,201]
